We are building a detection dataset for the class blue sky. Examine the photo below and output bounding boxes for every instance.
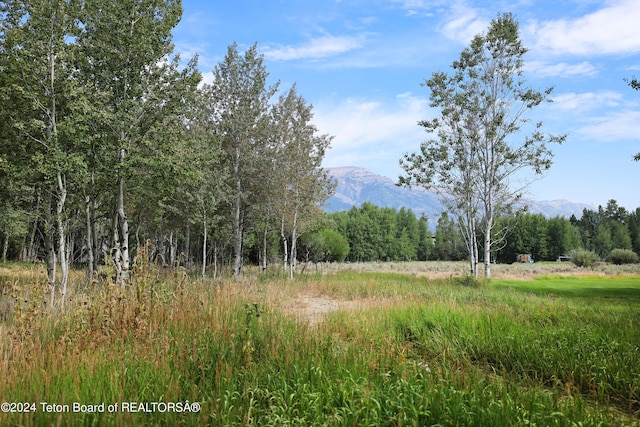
[173,0,640,210]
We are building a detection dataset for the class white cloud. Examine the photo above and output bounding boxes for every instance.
[262,34,366,61]
[550,91,623,112]
[578,110,640,141]
[440,2,489,45]
[389,0,446,16]
[526,61,598,78]
[313,93,430,175]
[526,0,640,56]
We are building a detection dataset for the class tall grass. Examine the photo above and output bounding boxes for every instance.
[0,263,638,425]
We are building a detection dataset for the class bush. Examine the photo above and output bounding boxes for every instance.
[569,249,600,268]
[608,248,639,265]
[300,228,350,263]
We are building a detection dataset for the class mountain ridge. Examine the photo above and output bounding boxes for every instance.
[324,166,593,228]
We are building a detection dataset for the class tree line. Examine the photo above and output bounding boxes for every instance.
[489,199,639,263]
[0,0,334,306]
[310,199,640,265]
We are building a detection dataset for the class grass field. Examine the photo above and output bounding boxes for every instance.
[0,261,639,426]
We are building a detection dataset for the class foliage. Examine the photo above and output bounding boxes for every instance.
[574,200,634,258]
[269,84,335,277]
[299,228,350,263]
[329,203,432,262]
[569,249,601,268]
[496,213,581,263]
[433,212,466,261]
[608,248,639,265]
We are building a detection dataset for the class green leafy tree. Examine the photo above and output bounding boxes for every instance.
[0,0,87,306]
[574,201,634,259]
[377,207,397,260]
[570,248,600,268]
[608,248,638,265]
[76,0,184,284]
[546,216,581,260]
[416,214,434,261]
[434,212,465,261]
[517,213,548,261]
[206,43,278,276]
[627,208,640,255]
[299,228,349,264]
[401,13,565,278]
[395,208,420,260]
[270,85,334,277]
[576,208,600,251]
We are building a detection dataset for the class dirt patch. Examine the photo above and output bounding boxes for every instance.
[288,293,360,325]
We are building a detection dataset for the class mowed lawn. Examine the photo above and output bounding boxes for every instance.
[0,264,639,426]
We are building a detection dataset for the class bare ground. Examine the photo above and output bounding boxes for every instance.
[287,293,361,325]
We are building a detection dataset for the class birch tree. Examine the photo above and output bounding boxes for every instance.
[271,85,334,278]
[0,0,85,307]
[206,43,278,276]
[77,0,184,284]
[401,13,565,279]
[173,87,226,278]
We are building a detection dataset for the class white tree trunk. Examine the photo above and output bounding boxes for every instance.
[2,233,7,263]
[84,190,94,282]
[116,148,130,285]
[262,217,268,273]
[185,224,191,269]
[468,216,478,278]
[169,230,177,266]
[56,171,69,308]
[46,225,57,309]
[27,190,40,262]
[290,206,298,279]
[233,146,243,276]
[281,215,288,275]
[484,219,492,280]
[201,213,207,278]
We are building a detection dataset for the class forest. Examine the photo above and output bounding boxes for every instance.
[0,0,336,306]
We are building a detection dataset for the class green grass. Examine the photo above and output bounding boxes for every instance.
[1,265,639,426]
[493,275,640,302]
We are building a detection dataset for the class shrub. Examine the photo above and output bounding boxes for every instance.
[608,248,639,265]
[569,249,600,268]
[300,228,350,263]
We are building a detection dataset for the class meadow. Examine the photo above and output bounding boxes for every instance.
[0,260,639,426]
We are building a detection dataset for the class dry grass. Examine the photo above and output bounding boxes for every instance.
[320,260,640,280]
[1,260,639,426]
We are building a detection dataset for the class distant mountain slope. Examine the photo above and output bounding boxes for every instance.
[324,166,593,227]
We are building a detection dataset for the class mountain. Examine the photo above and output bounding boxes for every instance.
[324,166,593,228]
